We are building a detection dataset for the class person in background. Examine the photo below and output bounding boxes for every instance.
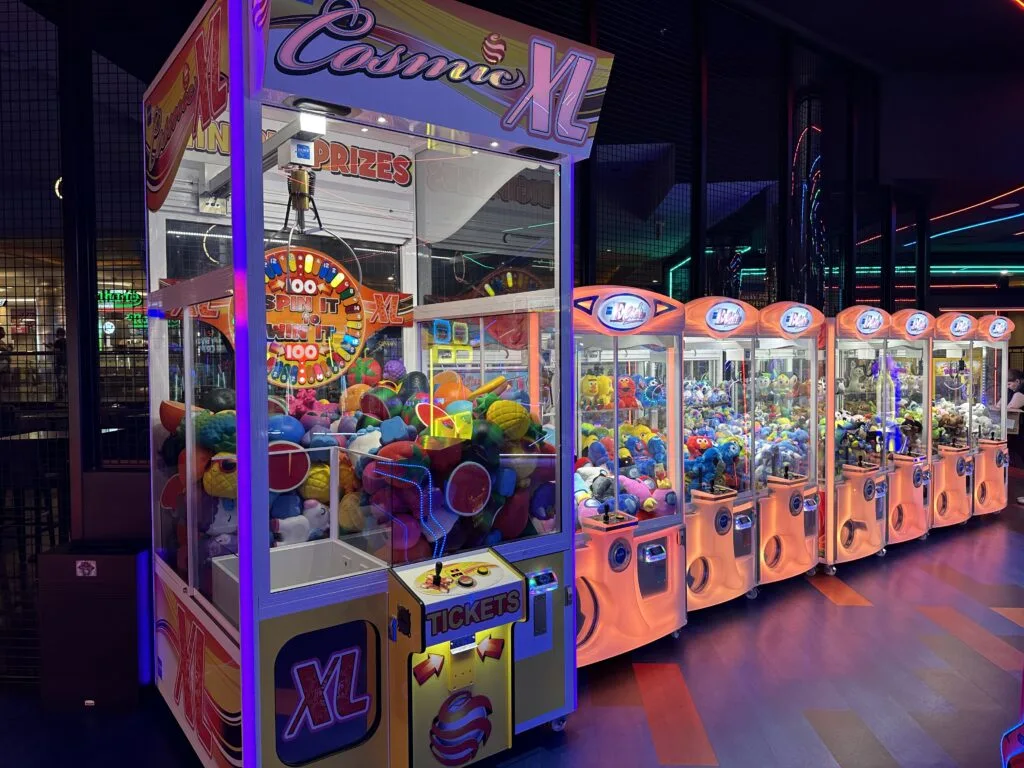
[48,327,67,400]
[1005,369,1024,505]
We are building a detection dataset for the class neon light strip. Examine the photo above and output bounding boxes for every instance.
[903,210,1024,247]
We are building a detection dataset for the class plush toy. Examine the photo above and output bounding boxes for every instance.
[347,358,382,387]
[338,492,368,532]
[299,463,331,503]
[586,440,609,467]
[197,410,239,453]
[486,400,531,441]
[595,375,614,409]
[202,453,238,498]
[617,377,640,409]
[580,374,601,409]
[302,500,330,539]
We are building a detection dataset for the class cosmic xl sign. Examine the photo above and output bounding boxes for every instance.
[265,0,613,153]
[274,620,381,765]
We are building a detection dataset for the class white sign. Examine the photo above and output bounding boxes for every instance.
[706,301,745,333]
[597,293,652,332]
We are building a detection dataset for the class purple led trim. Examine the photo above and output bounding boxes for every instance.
[369,462,445,560]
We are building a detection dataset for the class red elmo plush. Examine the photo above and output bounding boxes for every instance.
[617,377,640,409]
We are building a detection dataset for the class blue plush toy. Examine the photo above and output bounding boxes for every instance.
[698,447,724,490]
[647,435,668,465]
[718,440,741,474]
[587,441,610,467]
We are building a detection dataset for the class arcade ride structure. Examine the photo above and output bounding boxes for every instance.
[682,297,759,608]
[752,302,823,586]
[572,287,686,666]
[885,310,934,546]
[144,1,613,766]
[819,306,890,575]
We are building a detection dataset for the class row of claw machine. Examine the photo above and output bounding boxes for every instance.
[145,1,614,766]
[571,296,1015,665]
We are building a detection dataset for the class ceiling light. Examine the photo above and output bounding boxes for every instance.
[376,116,387,124]
[991,203,1019,210]
[489,141,499,148]
[471,150,479,155]
[54,176,62,199]
[1001,270,1010,275]
[651,279,659,284]
[360,127,368,132]
[387,275,395,281]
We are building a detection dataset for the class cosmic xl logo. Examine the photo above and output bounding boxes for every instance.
[274,0,597,145]
[275,621,380,765]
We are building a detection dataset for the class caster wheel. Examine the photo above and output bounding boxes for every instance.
[920,532,929,541]
[824,565,837,576]
[746,588,759,600]
[671,629,681,639]
[876,548,887,558]
[550,717,567,733]
[960,520,969,527]
[806,566,818,577]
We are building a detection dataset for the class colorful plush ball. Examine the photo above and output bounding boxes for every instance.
[402,393,430,427]
[396,537,433,564]
[486,400,531,441]
[382,359,406,383]
[361,386,404,423]
[417,435,464,479]
[202,453,238,499]
[399,371,429,401]
[299,463,331,503]
[445,461,492,516]
[339,492,368,532]
[268,414,305,444]
[494,489,530,539]
[360,461,389,495]
[530,482,557,532]
[391,514,422,551]
[375,441,430,485]
[345,428,382,471]
[338,459,358,493]
[347,358,382,387]
[342,384,370,413]
[433,372,471,406]
[466,420,503,470]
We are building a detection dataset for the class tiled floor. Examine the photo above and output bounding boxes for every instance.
[2,507,1021,768]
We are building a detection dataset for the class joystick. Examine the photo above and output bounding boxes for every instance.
[783,464,790,480]
[432,561,443,588]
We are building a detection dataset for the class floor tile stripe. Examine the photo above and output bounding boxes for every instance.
[993,607,1024,629]
[918,563,1024,607]
[918,606,1024,672]
[806,574,873,606]
[803,709,900,768]
[633,662,718,766]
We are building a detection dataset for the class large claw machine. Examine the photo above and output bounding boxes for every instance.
[931,313,977,528]
[145,2,613,766]
[682,297,759,608]
[571,287,686,666]
[820,306,890,575]
[971,315,1014,516]
[753,302,823,586]
[885,310,934,545]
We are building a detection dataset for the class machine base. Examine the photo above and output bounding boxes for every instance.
[686,492,756,610]
[758,478,818,586]
[932,447,973,528]
[888,455,930,545]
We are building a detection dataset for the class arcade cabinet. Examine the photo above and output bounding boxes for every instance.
[144,1,613,765]
[820,306,890,575]
[931,313,977,528]
[682,297,759,608]
[971,315,1014,516]
[885,310,934,545]
[752,302,823,586]
[572,287,686,666]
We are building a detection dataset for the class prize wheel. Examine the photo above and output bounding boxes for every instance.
[264,245,366,389]
[472,267,546,299]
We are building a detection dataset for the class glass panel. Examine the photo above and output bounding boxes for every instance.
[932,341,971,450]
[184,301,238,624]
[683,337,753,498]
[413,310,561,560]
[971,342,1004,443]
[150,313,186,576]
[575,332,683,526]
[834,340,886,472]
[752,337,814,487]
[415,153,555,304]
[886,339,928,458]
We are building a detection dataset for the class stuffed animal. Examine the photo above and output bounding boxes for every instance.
[302,500,330,539]
[617,377,640,409]
[595,375,614,409]
[580,374,601,409]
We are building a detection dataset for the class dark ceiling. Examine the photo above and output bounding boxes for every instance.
[742,0,1024,73]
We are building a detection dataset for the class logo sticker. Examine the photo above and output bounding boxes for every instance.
[856,309,884,335]
[780,306,812,335]
[989,317,1009,338]
[905,312,929,336]
[950,315,972,338]
[275,620,380,765]
[706,301,746,333]
[596,293,652,332]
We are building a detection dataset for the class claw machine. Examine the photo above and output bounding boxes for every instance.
[571,287,686,666]
[820,306,890,575]
[144,1,613,766]
[682,297,759,608]
[970,315,1014,516]
[931,313,976,528]
[753,302,824,586]
[885,310,934,545]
